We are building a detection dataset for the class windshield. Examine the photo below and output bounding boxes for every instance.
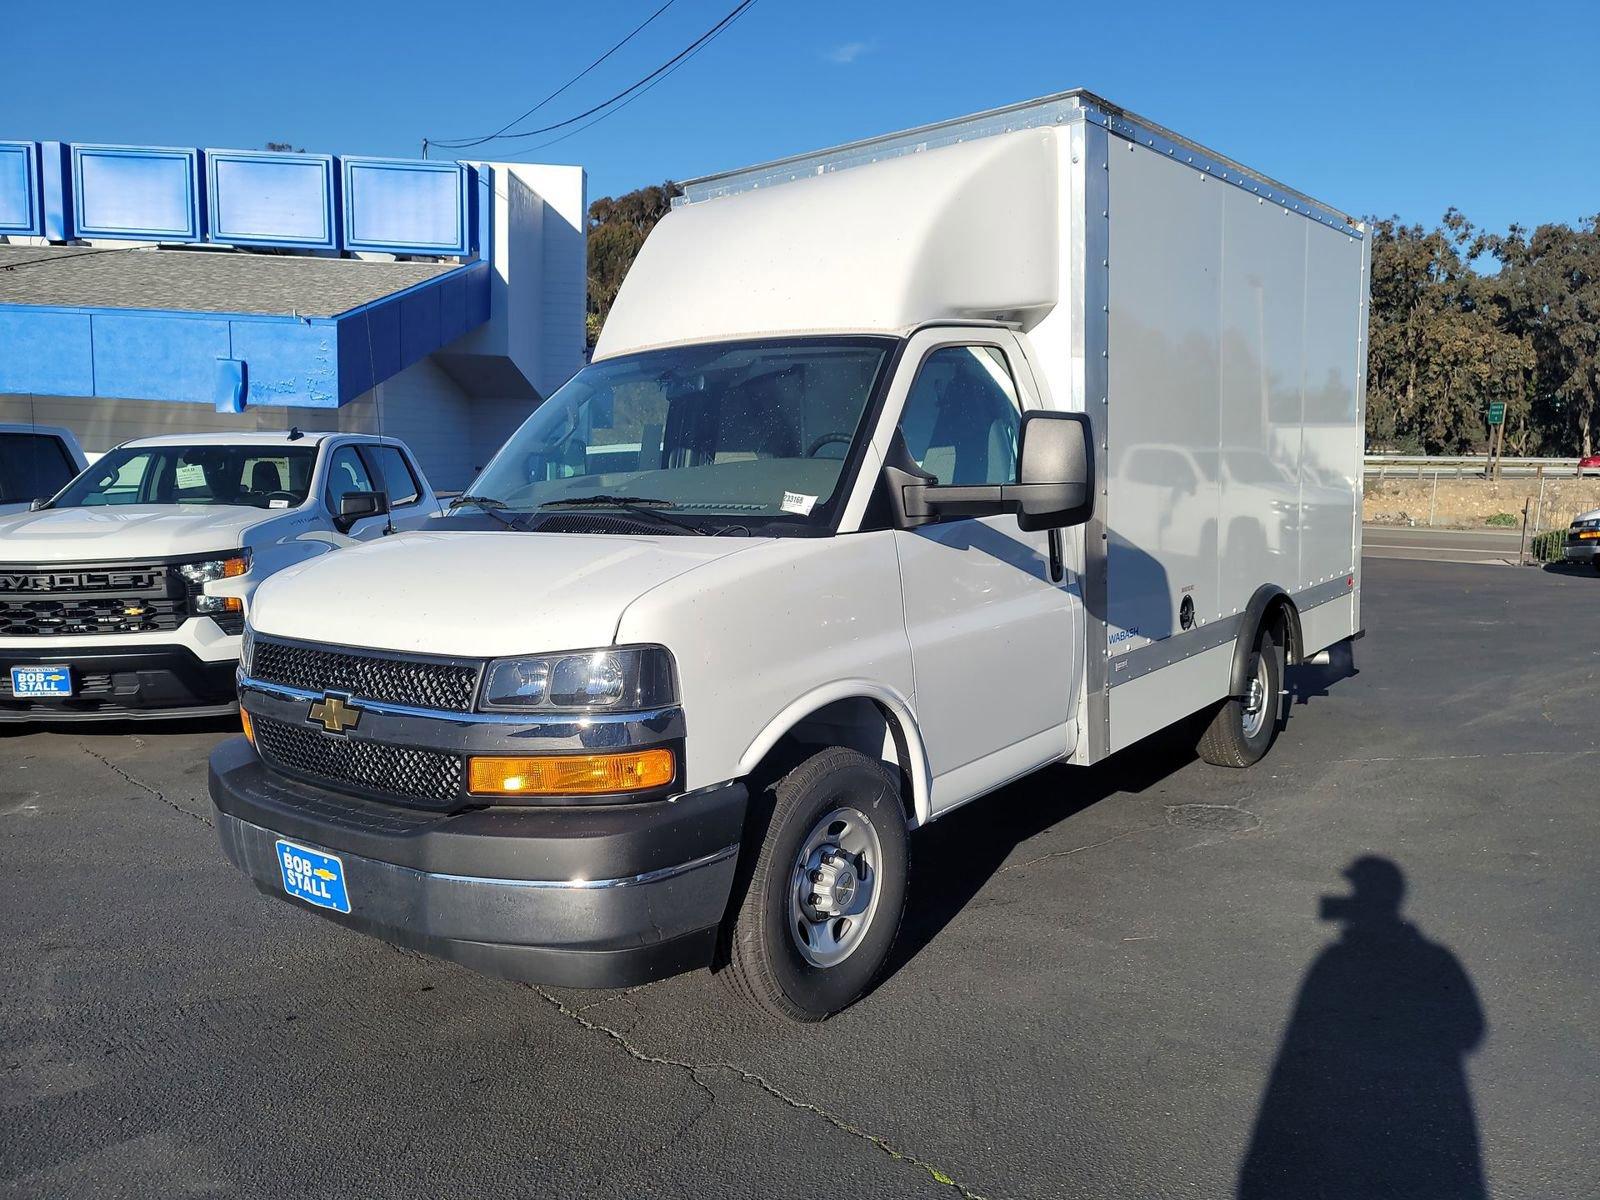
[466,337,895,534]
[51,445,319,510]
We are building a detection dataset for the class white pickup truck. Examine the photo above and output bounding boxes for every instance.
[0,423,89,517]
[0,431,440,720]
[210,91,1368,1020]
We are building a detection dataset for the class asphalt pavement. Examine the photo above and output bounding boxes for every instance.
[3,557,1597,1199]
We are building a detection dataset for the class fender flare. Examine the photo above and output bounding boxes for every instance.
[1229,585,1302,699]
[738,679,933,827]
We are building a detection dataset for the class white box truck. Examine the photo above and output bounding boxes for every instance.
[209,91,1368,1019]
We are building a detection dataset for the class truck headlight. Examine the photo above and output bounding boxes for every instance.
[480,646,677,712]
[178,552,250,585]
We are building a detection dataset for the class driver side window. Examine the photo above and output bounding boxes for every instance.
[324,446,376,510]
[896,345,1022,486]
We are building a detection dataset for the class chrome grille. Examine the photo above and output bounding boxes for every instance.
[252,638,480,712]
[251,713,462,808]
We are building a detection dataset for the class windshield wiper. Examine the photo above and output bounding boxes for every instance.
[446,494,520,528]
[539,494,703,534]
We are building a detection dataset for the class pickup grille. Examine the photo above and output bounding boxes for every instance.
[0,560,185,637]
[251,713,463,808]
[252,638,481,712]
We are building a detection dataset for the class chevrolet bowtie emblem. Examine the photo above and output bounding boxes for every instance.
[308,694,361,734]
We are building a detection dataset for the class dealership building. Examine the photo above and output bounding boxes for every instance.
[0,141,586,490]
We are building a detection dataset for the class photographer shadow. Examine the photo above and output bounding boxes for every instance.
[1238,857,1488,1199]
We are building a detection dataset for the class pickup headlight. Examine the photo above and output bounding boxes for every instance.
[178,551,250,585]
[480,645,678,712]
[180,551,250,618]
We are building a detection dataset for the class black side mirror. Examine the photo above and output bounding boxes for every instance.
[887,412,1094,531]
[335,490,388,530]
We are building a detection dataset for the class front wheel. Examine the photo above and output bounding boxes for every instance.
[719,747,909,1021]
[1196,628,1285,768]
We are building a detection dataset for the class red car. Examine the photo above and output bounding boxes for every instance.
[1582,453,1600,475]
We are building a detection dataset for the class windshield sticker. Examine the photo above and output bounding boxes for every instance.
[781,491,818,516]
[175,464,207,490]
[268,499,289,508]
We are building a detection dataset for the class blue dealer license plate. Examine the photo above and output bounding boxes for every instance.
[9,665,72,698]
[275,840,351,914]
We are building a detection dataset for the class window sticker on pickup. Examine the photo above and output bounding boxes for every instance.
[781,491,818,516]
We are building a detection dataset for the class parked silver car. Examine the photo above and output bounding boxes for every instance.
[1564,507,1600,571]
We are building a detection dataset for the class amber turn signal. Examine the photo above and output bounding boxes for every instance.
[240,707,255,747]
[467,749,675,797]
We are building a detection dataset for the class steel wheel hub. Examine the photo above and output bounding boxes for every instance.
[1242,656,1269,738]
[788,806,883,968]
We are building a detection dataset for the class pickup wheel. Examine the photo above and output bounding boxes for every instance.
[1196,627,1284,768]
[719,747,909,1021]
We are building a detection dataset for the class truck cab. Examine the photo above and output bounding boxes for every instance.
[208,91,1367,1021]
[0,431,439,719]
[0,423,89,517]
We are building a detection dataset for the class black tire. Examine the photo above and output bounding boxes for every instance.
[719,747,909,1022]
[1196,627,1284,768]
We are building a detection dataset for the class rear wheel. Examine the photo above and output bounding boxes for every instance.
[1197,627,1284,768]
[719,747,909,1021]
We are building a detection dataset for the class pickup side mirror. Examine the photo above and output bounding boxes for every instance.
[335,490,389,530]
[887,412,1095,532]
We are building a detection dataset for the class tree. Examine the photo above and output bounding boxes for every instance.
[586,182,680,348]
[1478,216,1600,457]
[1367,211,1534,454]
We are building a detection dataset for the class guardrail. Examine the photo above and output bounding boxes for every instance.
[1365,455,1592,480]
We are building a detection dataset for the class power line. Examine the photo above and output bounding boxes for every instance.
[515,0,757,156]
[429,1,677,152]
[429,0,758,151]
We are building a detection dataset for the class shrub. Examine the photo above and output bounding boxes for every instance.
[1531,529,1566,563]
[1485,512,1519,527]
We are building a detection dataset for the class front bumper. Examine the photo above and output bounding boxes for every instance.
[1563,538,1599,563]
[0,642,237,721]
[209,738,748,988]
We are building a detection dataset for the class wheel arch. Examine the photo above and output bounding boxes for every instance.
[1230,584,1303,698]
[738,681,931,827]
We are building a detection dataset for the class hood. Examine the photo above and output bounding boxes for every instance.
[248,530,766,657]
[0,504,270,562]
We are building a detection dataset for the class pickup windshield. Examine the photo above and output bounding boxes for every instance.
[51,445,319,510]
[466,337,895,534]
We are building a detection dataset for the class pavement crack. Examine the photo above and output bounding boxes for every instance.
[531,985,991,1199]
[78,744,210,827]
[996,823,1164,876]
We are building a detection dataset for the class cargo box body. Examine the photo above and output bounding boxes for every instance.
[608,89,1368,765]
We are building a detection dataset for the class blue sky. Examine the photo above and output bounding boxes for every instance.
[7,0,1596,235]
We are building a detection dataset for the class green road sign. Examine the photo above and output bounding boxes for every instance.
[1487,401,1507,426]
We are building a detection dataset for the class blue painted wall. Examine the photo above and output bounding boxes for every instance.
[0,260,489,410]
